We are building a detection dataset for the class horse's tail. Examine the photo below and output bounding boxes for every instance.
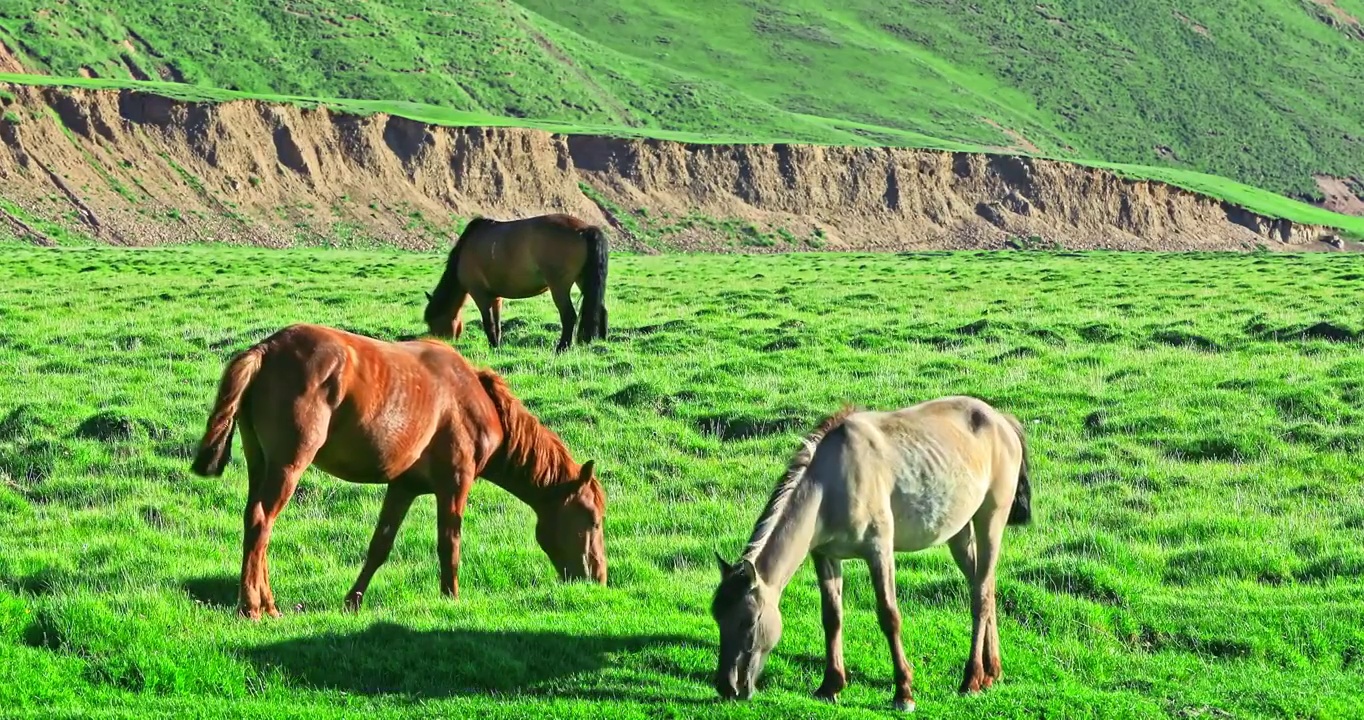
[1002,412,1032,526]
[190,345,265,477]
[576,225,610,343]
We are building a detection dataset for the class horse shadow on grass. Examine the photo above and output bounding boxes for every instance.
[242,620,706,702]
[182,575,238,609]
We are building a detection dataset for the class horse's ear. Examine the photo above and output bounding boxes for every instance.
[715,552,734,576]
[578,460,595,482]
[739,558,757,581]
[425,291,433,302]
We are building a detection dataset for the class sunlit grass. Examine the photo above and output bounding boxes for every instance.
[1,246,1363,717]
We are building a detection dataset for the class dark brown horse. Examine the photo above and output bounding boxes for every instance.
[423,213,610,353]
[189,323,607,620]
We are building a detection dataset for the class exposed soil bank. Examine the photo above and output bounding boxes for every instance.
[0,83,1351,252]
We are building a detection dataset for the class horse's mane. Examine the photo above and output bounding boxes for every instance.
[475,368,602,509]
[425,218,496,316]
[742,405,859,560]
[444,217,493,272]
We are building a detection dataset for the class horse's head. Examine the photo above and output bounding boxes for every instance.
[711,554,782,701]
[534,460,607,584]
[423,290,465,340]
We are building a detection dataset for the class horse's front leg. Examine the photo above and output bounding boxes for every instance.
[435,470,474,599]
[470,293,498,349]
[490,297,504,347]
[344,482,419,612]
[813,552,847,702]
[865,545,915,712]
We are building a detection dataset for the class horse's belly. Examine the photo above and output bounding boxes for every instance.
[311,415,428,483]
[500,283,550,299]
[310,454,391,484]
[888,467,989,552]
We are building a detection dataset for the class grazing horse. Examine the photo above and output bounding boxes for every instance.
[189,323,608,620]
[710,396,1033,712]
[423,213,610,353]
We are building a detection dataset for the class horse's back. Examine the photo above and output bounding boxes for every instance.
[254,323,451,382]
[458,215,593,295]
[243,323,490,483]
[825,397,1021,552]
[469,213,595,246]
[536,213,594,232]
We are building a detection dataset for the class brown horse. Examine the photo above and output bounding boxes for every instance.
[423,213,610,353]
[189,323,607,620]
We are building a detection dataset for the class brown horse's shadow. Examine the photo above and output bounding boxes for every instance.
[182,575,238,608]
[242,621,702,700]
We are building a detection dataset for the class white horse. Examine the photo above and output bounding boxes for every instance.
[710,396,1032,712]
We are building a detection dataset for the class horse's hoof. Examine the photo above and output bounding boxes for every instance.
[892,698,916,712]
[343,592,363,612]
[814,677,845,704]
[237,606,262,621]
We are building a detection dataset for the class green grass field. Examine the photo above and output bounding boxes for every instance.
[2,244,1363,718]
[4,0,1364,201]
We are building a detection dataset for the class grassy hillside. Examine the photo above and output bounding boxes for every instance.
[2,0,1363,202]
[3,245,1364,717]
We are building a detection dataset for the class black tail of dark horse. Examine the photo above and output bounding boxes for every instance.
[1004,413,1032,526]
[576,226,609,344]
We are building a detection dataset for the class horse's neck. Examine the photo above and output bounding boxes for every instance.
[482,423,576,510]
[745,481,823,595]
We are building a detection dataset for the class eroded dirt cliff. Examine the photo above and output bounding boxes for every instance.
[0,83,1347,252]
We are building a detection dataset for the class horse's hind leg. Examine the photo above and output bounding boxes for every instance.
[236,422,268,619]
[864,543,915,712]
[961,509,1008,693]
[549,284,577,353]
[980,511,1010,686]
[238,417,325,620]
[344,481,420,612]
[949,522,987,692]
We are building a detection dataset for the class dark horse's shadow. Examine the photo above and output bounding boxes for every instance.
[243,621,699,699]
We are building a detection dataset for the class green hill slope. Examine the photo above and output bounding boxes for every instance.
[2,0,1363,204]
[522,0,1364,200]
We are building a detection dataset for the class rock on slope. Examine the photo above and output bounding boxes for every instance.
[0,84,1341,252]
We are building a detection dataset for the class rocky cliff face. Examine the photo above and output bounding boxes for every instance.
[0,83,1341,252]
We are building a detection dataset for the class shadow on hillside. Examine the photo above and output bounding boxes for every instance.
[243,621,705,700]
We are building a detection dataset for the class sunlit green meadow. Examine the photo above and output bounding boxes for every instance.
[1,245,1362,718]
